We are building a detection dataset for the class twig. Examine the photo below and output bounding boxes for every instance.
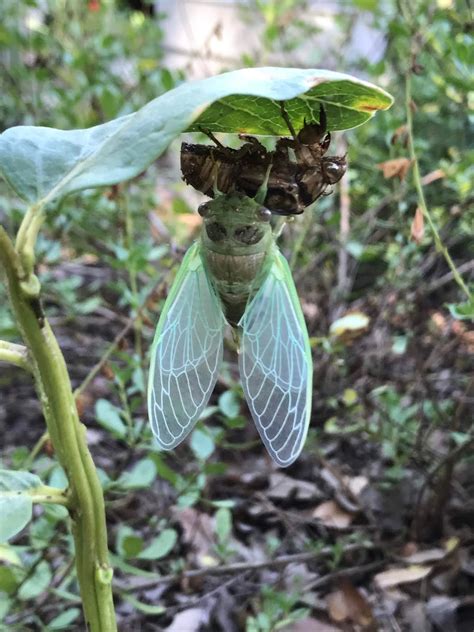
[425,259,474,294]
[412,429,474,540]
[303,559,383,591]
[114,542,376,593]
[336,138,350,298]
[404,62,471,301]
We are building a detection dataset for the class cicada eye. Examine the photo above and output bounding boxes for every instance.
[258,207,272,222]
[323,160,346,184]
[198,201,212,217]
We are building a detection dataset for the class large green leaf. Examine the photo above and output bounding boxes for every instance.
[0,470,42,542]
[0,67,393,206]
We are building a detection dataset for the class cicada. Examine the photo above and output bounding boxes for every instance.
[148,193,312,467]
[180,104,346,216]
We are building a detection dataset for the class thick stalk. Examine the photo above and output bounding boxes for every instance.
[0,226,117,631]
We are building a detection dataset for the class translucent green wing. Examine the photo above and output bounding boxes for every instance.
[238,247,313,467]
[148,242,226,449]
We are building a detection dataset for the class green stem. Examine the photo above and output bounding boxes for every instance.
[15,204,45,277]
[1,485,71,507]
[0,226,117,631]
[0,340,32,372]
[122,191,143,359]
[22,431,50,470]
[404,61,471,301]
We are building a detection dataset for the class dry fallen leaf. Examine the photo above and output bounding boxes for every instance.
[171,506,217,567]
[391,124,408,146]
[165,607,209,632]
[401,547,447,565]
[313,500,354,529]
[329,312,370,342]
[410,206,424,244]
[420,168,445,185]
[377,158,413,180]
[268,472,321,501]
[344,475,369,499]
[327,579,374,626]
[374,565,431,589]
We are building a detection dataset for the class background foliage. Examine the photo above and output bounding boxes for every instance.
[0,0,472,629]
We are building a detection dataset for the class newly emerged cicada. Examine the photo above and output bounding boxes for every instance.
[148,194,312,467]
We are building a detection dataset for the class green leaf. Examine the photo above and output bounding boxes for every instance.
[0,469,42,542]
[48,607,81,629]
[448,298,474,321]
[18,560,52,600]
[137,528,177,560]
[215,507,232,545]
[117,458,157,489]
[95,399,127,439]
[0,68,393,205]
[218,390,241,418]
[116,525,144,559]
[190,428,215,460]
[122,594,165,615]
[0,565,22,595]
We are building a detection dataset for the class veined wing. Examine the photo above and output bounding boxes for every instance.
[239,247,312,467]
[148,242,226,449]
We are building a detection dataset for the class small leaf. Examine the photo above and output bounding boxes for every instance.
[95,399,127,438]
[0,544,22,566]
[48,608,81,629]
[0,566,22,595]
[377,157,413,180]
[123,594,165,615]
[0,469,43,542]
[118,459,157,489]
[327,579,374,625]
[116,525,143,559]
[138,528,177,560]
[218,391,241,418]
[329,312,370,339]
[342,388,358,407]
[448,298,474,321]
[18,560,52,600]
[313,500,354,529]
[215,507,232,544]
[190,428,215,460]
[374,565,432,589]
[410,206,424,244]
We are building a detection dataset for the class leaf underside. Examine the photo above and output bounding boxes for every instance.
[0,67,393,206]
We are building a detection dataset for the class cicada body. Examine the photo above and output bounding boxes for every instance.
[148,194,312,467]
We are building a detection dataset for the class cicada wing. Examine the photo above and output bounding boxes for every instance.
[148,242,226,450]
[238,248,312,467]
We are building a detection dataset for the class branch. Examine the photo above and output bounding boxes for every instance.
[0,340,32,372]
[114,541,376,593]
[405,72,471,301]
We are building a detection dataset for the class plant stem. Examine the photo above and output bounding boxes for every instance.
[0,225,117,631]
[122,190,143,359]
[0,340,31,372]
[404,63,471,301]
[1,485,71,507]
[22,431,50,470]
